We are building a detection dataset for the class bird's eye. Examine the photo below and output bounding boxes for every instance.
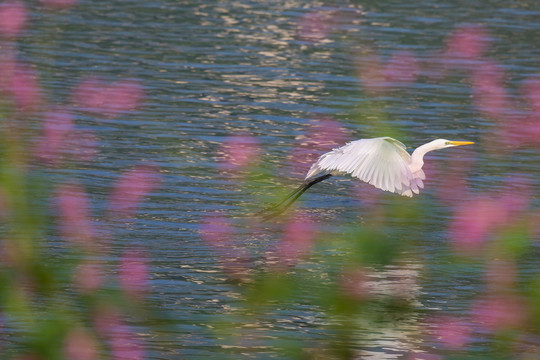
[445,141,451,145]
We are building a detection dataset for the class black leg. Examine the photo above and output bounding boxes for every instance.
[258,174,332,220]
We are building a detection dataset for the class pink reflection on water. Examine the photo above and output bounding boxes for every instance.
[0,1,27,38]
[57,182,95,249]
[35,110,74,165]
[74,77,144,117]
[287,117,348,177]
[119,248,148,299]
[108,165,160,218]
[218,135,260,172]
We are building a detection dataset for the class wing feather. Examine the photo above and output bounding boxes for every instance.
[305,137,426,197]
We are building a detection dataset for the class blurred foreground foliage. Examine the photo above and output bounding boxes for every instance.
[205,16,540,360]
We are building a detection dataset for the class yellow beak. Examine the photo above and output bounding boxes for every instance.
[449,140,474,146]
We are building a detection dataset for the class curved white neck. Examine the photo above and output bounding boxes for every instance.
[410,141,441,172]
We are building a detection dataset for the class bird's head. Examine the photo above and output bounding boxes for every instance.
[433,139,475,150]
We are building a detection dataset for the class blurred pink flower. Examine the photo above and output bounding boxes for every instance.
[356,53,386,95]
[57,182,95,248]
[95,310,144,360]
[0,50,16,91]
[40,0,77,9]
[495,76,540,147]
[523,76,540,114]
[340,267,372,300]
[274,215,317,268]
[35,110,74,165]
[119,248,149,299]
[0,0,26,38]
[73,261,103,293]
[64,327,97,360]
[431,316,470,349]
[447,176,534,255]
[471,60,511,120]
[73,77,144,117]
[200,215,233,248]
[383,50,419,86]
[109,324,144,360]
[297,10,332,43]
[106,79,144,115]
[471,294,528,332]
[108,165,160,218]
[493,113,533,148]
[287,117,348,177]
[357,50,418,92]
[449,197,507,254]
[10,62,42,111]
[218,135,260,172]
[445,24,490,62]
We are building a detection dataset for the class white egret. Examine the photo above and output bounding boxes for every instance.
[261,137,474,219]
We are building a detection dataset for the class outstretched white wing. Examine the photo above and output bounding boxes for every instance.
[305,137,425,197]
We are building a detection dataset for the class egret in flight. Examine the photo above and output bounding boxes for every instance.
[260,137,474,219]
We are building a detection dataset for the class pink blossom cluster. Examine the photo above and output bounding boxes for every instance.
[52,165,158,360]
[218,135,261,173]
[425,260,530,354]
[0,1,157,357]
[354,23,540,152]
[356,50,419,94]
[444,25,540,149]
